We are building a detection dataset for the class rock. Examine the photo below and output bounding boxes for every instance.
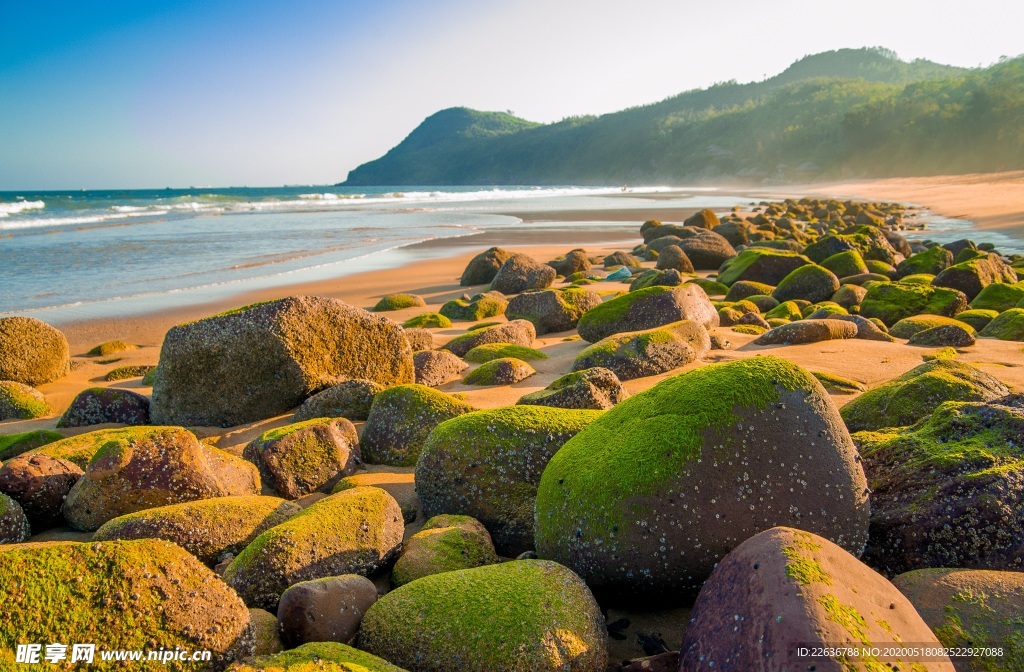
[227,642,404,671]
[752,319,858,345]
[0,429,64,462]
[804,228,899,265]
[572,320,711,381]
[605,266,634,281]
[442,320,536,357]
[820,249,869,278]
[645,235,683,253]
[463,343,547,362]
[717,248,811,286]
[56,387,151,428]
[829,314,897,342]
[372,293,426,311]
[223,487,403,610]
[416,406,601,556]
[93,495,300,565]
[897,245,955,278]
[518,367,629,410]
[672,228,737,269]
[402,313,450,330]
[333,471,419,525]
[679,527,955,671]
[980,307,1024,340]
[840,360,1009,432]
[535,357,869,604]
[684,208,719,229]
[686,277,728,296]
[577,285,718,343]
[859,281,968,327]
[856,398,1024,575]
[956,308,1000,331]
[293,379,384,422]
[712,220,750,247]
[943,238,978,258]
[724,280,775,302]
[969,280,1024,312]
[439,292,508,321]
[0,454,82,531]
[831,283,867,309]
[359,560,607,672]
[893,568,1024,668]
[771,264,841,303]
[0,539,255,668]
[461,247,512,286]
[24,427,143,469]
[605,250,640,268]
[248,608,284,656]
[464,357,536,385]
[890,314,976,339]
[0,381,50,420]
[548,248,591,276]
[106,364,156,382]
[506,287,602,335]
[490,253,556,294]
[391,515,498,587]
[0,316,70,386]
[653,245,694,273]
[413,349,468,386]
[62,426,261,531]
[87,339,136,356]
[243,418,361,499]
[628,268,684,291]
[277,574,378,646]
[151,296,414,427]
[360,384,474,466]
[0,493,30,542]
[909,324,976,347]
[933,253,1018,301]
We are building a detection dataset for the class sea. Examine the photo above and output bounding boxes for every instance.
[0,185,1010,324]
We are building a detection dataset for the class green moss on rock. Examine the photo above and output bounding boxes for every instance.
[360,384,474,466]
[890,315,976,340]
[955,309,1000,331]
[464,343,548,363]
[980,308,1024,341]
[105,364,156,382]
[402,312,452,329]
[970,281,1024,313]
[372,293,426,312]
[0,381,51,420]
[391,517,498,588]
[227,642,406,671]
[686,278,728,296]
[439,294,508,321]
[764,300,803,322]
[859,281,968,327]
[0,429,64,461]
[88,340,137,356]
[464,357,536,386]
[820,250,868,279]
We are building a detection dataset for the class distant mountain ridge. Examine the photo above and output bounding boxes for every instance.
[341,48,1024,186]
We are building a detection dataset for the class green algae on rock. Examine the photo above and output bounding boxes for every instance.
[401,312,452,329]
[505,287,602,335]
[439,292,509,321]
[294,379,384,423]
[859,281,968,327]
[87,340,137,357]
[955,308,1000,331]
[820,249,869,278]
[518,367,628,410]
[969,280,1024,313]
[576,284,718,343]
[105,364,156,382]
[463,357,536,386]
[572,320,711,381]
[441,320,535,357]
[0,429,66,462]
[228,642,407,672]
[890,314,976,340]
[716,248,810,286]
[391,515,498,588]
[980,307,1024,341]
[0,380,51,420]
[771,264,840,303]
[0,492,31,542]
[372,293,426,312]
[360,384,474,466]
[243,418,361,499]
[360,560,607,672]
[534,356,869,604]
[463,342,548,363]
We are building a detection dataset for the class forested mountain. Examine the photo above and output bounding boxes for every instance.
[341,48,1023,185]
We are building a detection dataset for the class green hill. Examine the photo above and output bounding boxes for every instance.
[341,48,1023,185]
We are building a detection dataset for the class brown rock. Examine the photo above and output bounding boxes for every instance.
[277,574,379,646]
[0,316,70,386]
[753,318,858,345]
[414,349,468,386]
[461,246,512,286]
[0,454,82,531]
[57,387,151,428]
[243,418,361,499]
[490,253,556,294]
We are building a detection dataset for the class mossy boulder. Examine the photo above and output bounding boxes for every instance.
[243,418,361,499]
[93,495,300,565]
[247,609,283,656]
[890,314,976,340]
[980,308,1024,341]
[372,293,426,312]
[684,208,719,229]
[442,320,535,357]
[277,574,379,647]
[506,287,602,335]
[63,426,261,531]
[763,299,804,322]
[744,293,779,312]
[464,357,536,386]
[653,245,694,273]
[897,245,954,278]
[293,379,384,422]
[820,249,868,278]
[0,453,82,531]
[360,384,474,466]
[0,429,64,461]
[724,280,775,302]
[576,285,717,343]
[228,642,405,672]
[413,349,468,387]
[680,527,953,671]
[518,367,629,410]
[535,357,869,604]
[88,339,137,356]
[439,292,508,321]
[402,312,452,329]
[802,300,848,319]
[840,360,1010,433]
[628,268,684,292]
[901,272,936,284]
[752,319,858,346]
[685,277,728,296]
[548,248,591,277]
[464,342,547,363]
[0,316,70,386]
[0,539,254,669]
[956,308,1000,331]
[359,560,607,672]
[893,568,1024,670]
[0,493,30,542]
[908,324,976,347]
[855,398,1024,575]
[933,253,1018,301]
[332,471,418,525]
[391,515,499,588]
[416,406,601,556]
[461,247,512,286]
[859,281,968,327]
[604,250,640,268]
[105,364,156,382]
[804,228,899,265]
[224,486,403,610]
[572,320,710,381]
[490,253,556,294]
[0,381,50,420]
[716,248,810,286]
[20,428,148,469]
[831,283,867,310]
[969,280,1024,312]
[151,296,414,427]
[57,387,151,428]
[403,328,434,352]
[771,264,841,303]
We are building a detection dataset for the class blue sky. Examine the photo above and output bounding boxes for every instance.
[2,0,1021,190]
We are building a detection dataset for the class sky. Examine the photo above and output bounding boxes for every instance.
[1,0,1021,190]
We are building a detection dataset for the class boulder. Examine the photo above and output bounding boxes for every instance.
[897,245,955,278]
[969,280,1024,312]
[0,316,70,386]
[243,418,361,499]
[460,247,511,286]
[93,495,301,565]
[645,235,684,253]
[0,454,82,531]
[717,248,811,286]
[943,238,978,258]
[653,245,694,273]
[0,539,254,669]
[684,208,719,229]
[804,228,899,265]
[293,379,384,422]
[840,360,1009,432]
[151,296,414,427]
[908,324,976,347]
[442,320,536,357]
[391,515,498,587]
[463,342,547,362]
[955,308,1000,331]
[548,248,591,277]
[829,314,897,342]
[361,384,473,466]
[820,249,869,278]
[628,268,684,292]
[0,381,50,420]
[416,406,601,556]
[88,339,136,357]
[980,308,1024,341]
[604,250,640,268]
[413,349,468,386]
[402,324,441,346]
[372,293,426,311]
[752,319,858,346]
[464,357,536,386]
[277,574,378,646]
[506,287,602,335]
[724,280,775,302]
[0,493,30,543]
[223,487,404,610]
[859,281,968,327]
[439,292,508,321]
[831,283,867,309]
[933,253,1018,301]
[577,285,718,343]
[27,427,150,469]
[672,228,737,269]
[712,220,750,247]
[535,357,869,604]
[227,642,404,672]
[679,527,955,671]
[490,253,556,294]
[62,426,261,531]
[333,471,419,525]
[890,314,975,339]
[518,367,629,410]
[572,321,710,381]
[359,560,607,672]
[247,608,284,657]
[56,387,151,428]
[771,264,840,303]
[0,429,63,462]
